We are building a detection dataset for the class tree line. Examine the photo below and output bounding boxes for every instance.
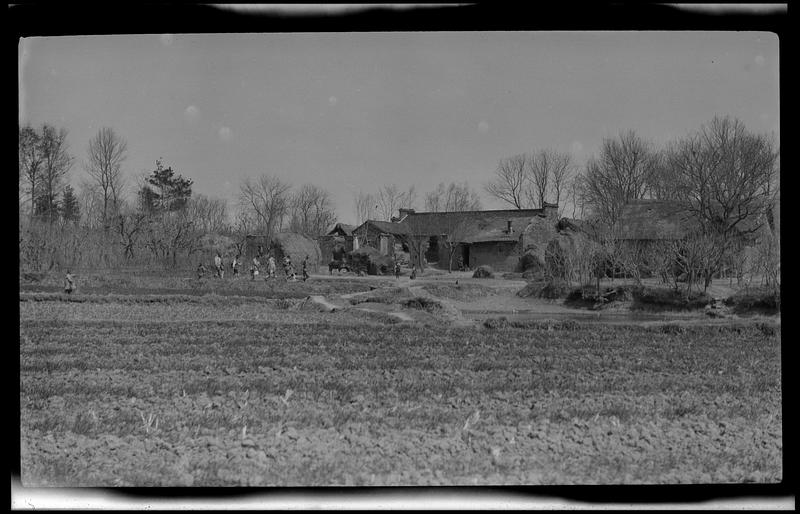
[484,116,779,237]
[481,116,778,296]
[18,125,341,271]
[19,114,779,289]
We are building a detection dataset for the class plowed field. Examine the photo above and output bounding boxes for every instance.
[19,295,781,486]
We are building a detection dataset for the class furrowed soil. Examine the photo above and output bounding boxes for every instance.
[20,290,782,486]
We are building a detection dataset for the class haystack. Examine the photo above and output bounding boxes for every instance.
[271,232,322,273]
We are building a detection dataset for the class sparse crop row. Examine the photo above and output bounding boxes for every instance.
[20,316,781,486]
[21,319,780,395]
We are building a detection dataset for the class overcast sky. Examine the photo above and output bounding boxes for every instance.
[19,31,779,224]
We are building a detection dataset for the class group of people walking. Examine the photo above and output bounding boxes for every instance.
[198,250,310,283]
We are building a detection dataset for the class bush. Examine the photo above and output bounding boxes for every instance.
[400,296,443,313]
[539,281,571,300]
[632,286,711,311]
[723,287,781,314]
[472,265,495,279]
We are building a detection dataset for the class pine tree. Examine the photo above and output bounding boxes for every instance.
[60,184,81,223]
[138,159,193,213]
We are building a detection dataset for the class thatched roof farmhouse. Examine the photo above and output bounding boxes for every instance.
[615,198,772,244]
[351,203,564,272]
[615,200,696,241]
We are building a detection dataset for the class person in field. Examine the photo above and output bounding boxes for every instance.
[197,262,207,279]
[282,255,291,278]
[283,256,296,281]
[214,252,223,278]
[410,263,417,280]
[302,255,310,282]
[231,255,240,277]
[394,259,401,280]
[267,255,276,278]
[64,270,76,294]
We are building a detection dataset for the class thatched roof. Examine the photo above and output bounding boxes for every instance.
[353,220,411,237]
[615,200,696,240]
[354,207,560,245]
[399,208,545,237]
[327,223,356,236]
[616,199,773,241]
[271,232,321,261]
[460,214,534,243]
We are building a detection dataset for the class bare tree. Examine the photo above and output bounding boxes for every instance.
[85,127,127,229]
[288,184,337,237]
[375,184,416,221]
[398,215,428,271]
[565,173,588,219]
[646,151,682,201]
[354,191,376,226]
[424,182,482,212]
[582,130,658,226]
[526,149,574,210]
[667,116,779,240]
[38,125,75,222]
[116,208,148,260]
[438,216,472,272]
[239,174,292,240]
[665,116,779,288]
[549,152,574,215]
[19,125,44,219]
[77,179,104,229]
[485,154,528,209]
[186,194,229,234]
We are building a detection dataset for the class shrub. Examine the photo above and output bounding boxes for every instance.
[539,280,571,300]
[400,296,443,313]
[632,286,711,311]
[472,265,495,279]
[723,287,781,314]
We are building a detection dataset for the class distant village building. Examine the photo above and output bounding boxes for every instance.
[350,202,562,272]
[615,200,696,243]
[318,223,356,264]
[615,198,772,245]
[614,198,775,279]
